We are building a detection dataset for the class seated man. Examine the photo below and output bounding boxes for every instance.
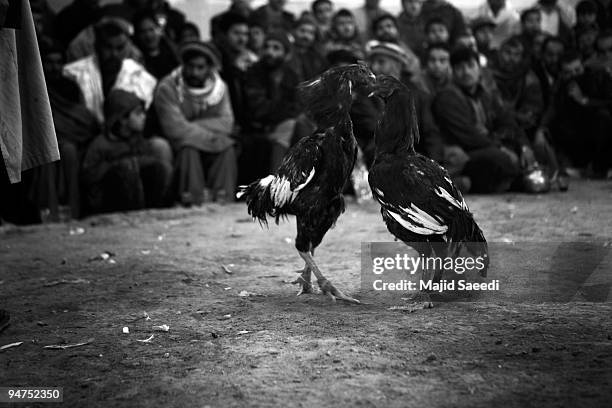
[586,29,612,73]
[356,42,443,167]
[324,9,365,59]
[154,41,237,205]
[432,47,534,193]
[413,42,453,96]
[491,36,562,181]
[370,13,421,78]
[82,89,172,214]
[288,14,328,82]
[132,10,181,80]
[215,12,259,131]
[242,31,300,179]
[64,18,157,125]
[539,51,612,178]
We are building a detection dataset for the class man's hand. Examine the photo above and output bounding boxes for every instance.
[500,145,519,167]
[520,145,537,169]
[567,81,588,105]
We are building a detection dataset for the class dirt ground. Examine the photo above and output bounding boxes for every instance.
[1,179,611,408]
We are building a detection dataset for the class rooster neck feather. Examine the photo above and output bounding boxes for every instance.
[375,90,420,156]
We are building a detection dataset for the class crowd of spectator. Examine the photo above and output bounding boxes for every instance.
[2,0,612,224]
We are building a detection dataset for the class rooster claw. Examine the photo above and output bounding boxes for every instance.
[317,278,360,304]
[292,276,314,295]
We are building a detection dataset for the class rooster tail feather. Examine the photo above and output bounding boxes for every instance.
[236,178,277,227]
[465,224,489,277]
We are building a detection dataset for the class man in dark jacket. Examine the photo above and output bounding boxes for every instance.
[242,31,300,180]
[433,47,532,193]
[539,51,612,177]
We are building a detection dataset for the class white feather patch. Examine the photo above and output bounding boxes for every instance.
[386,208,448,235]
[264,168,316,207]
[294,168,315,191]
[374,188,385,198]
[435,187,468,210]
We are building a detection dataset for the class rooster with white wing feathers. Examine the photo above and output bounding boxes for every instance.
[237,64,377,304]
[368,75,489,307]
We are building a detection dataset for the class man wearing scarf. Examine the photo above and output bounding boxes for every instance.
[154,41,237,205]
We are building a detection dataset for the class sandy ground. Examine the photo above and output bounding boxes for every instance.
[1,179,611,408]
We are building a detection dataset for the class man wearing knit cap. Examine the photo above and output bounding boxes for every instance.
[242,30,300,181]
[82,89,173,213]
[366,41,410,80]
[288,14,327,82]
[371,13,421,78]
[154,41,237,205]
[359,40,443,166]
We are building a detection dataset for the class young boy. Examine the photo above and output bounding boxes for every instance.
[82,89,172,214]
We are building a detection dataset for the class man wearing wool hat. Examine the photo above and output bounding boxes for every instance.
[366,40,411,80]
[154,41,238,205]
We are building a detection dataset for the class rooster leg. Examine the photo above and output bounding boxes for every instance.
[291,262,314,295]
[298,251,360,304]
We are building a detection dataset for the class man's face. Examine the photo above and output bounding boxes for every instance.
[136,18,162,51]
[249,26,265,51]
[226,23,249,52]
[42,52,64,81]
[523,12,541,34]
[262,39,287,68]
[369,54,401,78]
[127,104,146,133]
[313,2,333,24]
[335,16,356,39]
[499,44,524,70]
[474,26,493,50]
[453,58,481,90]
[577,12,597,27]
[402,0,423,17]
[561,59,584,80]
[426,48,450,79]
[183,56,211,87]
[542,41,564,74]
[374,18,399,42]
[294,23,317,48]
[596,36,612,59]
[98,33,129,70]
[268,0,285,11]
[427,23,449,44]
[577,29,598,55]
[456,34,477,52]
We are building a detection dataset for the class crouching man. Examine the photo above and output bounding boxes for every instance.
[82,89,173,214]
[154,41,237,205]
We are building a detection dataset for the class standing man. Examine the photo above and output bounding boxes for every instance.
[250,0,295,34]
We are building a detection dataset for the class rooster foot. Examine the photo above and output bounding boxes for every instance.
[317,278,360,304]
[292,275,314,295]
[401,292,434,310]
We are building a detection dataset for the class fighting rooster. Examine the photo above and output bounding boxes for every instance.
[368,76,489,304]
[237,64,376,304]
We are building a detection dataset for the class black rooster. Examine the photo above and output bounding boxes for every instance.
[369,76,489,304]
[237,64,376,304]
